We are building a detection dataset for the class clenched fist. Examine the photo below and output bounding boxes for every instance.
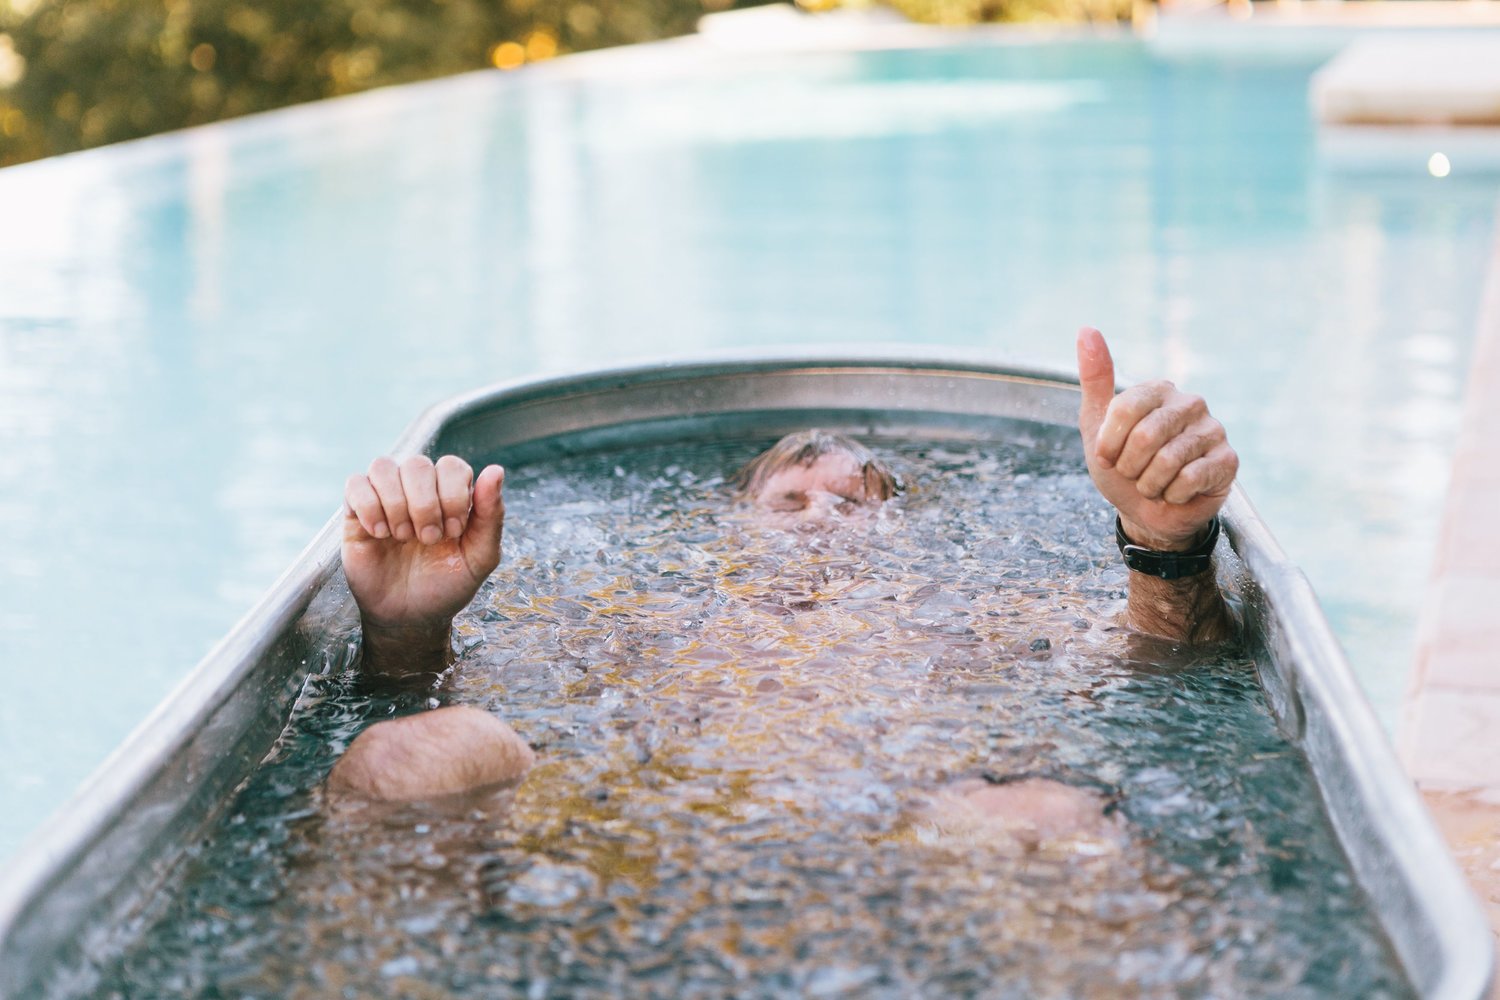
[342,455,506,630]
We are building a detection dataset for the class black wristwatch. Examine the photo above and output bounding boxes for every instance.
[1115,516,1220,580]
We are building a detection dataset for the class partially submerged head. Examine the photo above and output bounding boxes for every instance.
[736,430,899,515]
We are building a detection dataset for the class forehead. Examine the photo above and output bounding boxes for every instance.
[757,452,866,494]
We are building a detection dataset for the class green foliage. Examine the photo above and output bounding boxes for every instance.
[0,0,1128,166]
[875,0,1130,26]
[0,0,714,165]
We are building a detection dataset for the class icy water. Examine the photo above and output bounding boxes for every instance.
[86,434,1407,999]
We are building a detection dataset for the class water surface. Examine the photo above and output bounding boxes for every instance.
[82,435,1407,999]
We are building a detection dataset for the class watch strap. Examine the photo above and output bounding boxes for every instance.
[1115,516,1220,580]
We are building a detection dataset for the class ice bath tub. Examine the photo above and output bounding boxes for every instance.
[0,354,1490,998]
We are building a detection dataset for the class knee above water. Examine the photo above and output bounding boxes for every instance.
[327,705,535,803]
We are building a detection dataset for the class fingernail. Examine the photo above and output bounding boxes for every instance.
[394,523,414,541]
[420,525,442,545]
[373,521,390,539]
[446,517,462,538]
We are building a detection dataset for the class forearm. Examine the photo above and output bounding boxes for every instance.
[1118,515,1236,644]
[359,617,454,689]
[1074,328,1240,643]
[1125,565,1235,643]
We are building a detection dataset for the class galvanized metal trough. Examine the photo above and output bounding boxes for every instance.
[0,354,1491,999]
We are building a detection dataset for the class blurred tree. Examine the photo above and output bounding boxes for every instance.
[0,0,1126,166]
[0,0,716,164]
[880,0,1129,24]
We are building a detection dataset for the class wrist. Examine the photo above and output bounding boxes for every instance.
[1116,515,1220,581]
[360,615,452,655]
[1116,515,1212,553]
[358,616,454,686]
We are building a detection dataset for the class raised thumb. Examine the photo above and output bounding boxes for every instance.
[1076,326,1116,442]
[464,464,506,572]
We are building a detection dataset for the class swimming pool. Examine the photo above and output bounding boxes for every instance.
[0,35,1495,861]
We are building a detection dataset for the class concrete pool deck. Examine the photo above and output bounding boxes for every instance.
[1402,204,1500,969]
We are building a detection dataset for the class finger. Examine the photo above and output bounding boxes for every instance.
[1076,327,1116,447]
[344,474,389,539]
[367,457,412,541]
[462,464,506,578]
[435,455,475,539]
[1134,416,1224,499]
[399,455,443,545]
[1094,380,1174,470]
[1114,392,1208,481]
[1161,442,1239,505]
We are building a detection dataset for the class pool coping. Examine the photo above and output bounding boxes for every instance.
[1401,191,1500,976]
[1402,192,1500,790]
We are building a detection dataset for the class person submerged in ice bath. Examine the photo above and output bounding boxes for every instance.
[328,329,1239,842]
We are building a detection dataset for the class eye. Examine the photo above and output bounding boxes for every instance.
[767,491,808,512]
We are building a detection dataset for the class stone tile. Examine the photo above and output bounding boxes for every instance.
[1398,691,1429,770]
[1465,362,1500,400]
[1433,491,1500,575]
[1418,644,1500,691]
[1417,575,1500,653]
[1405,689,1500,789]
[1420,789,1500,985]
[1444,451,1500,494]
[1455,402,1500,444]
[1464,325,1500,372]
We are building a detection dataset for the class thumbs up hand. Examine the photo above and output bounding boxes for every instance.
[1076,327,1238,552]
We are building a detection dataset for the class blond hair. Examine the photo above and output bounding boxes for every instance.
[734,429,899,501]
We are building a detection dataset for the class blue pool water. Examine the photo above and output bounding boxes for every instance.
[0,37,1496,860]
